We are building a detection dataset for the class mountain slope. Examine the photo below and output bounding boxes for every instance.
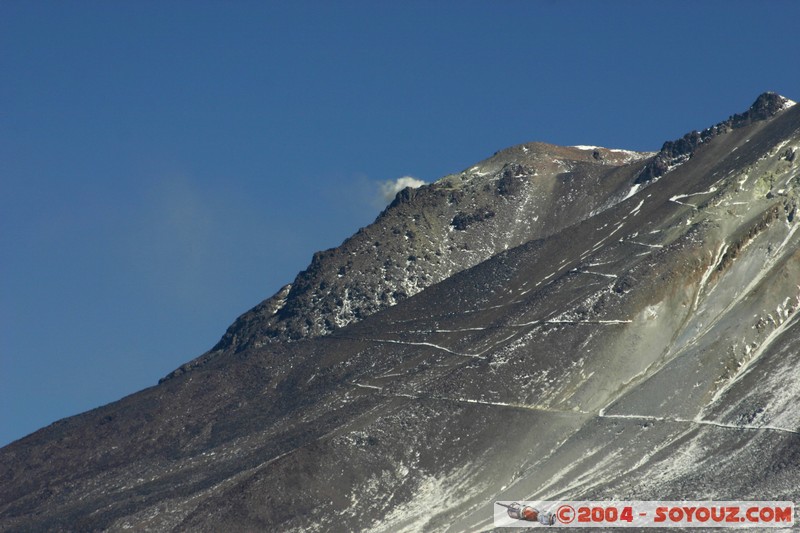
[1,93,799,532]
[210,145,653,349]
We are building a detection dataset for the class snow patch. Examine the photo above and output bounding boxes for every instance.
[629,199,645,216]
[622,183,642,201]
[670,185,719,205]
[373,465,484,533]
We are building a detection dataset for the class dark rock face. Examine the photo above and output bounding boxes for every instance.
[2,95,799,532]
[496,163,529,196]
[451,209,495,230]
[636,92,794,184]
[732,91,790,126]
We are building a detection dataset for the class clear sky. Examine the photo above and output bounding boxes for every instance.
[2,1,799,446]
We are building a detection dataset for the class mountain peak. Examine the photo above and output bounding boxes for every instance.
[635,92,795,184]
[193,93,797,361]
[197,137,654,358]
[736,91,795,125]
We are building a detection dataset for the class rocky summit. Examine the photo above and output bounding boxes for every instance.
[2,93,799,532]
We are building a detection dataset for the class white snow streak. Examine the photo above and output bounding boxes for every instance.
[363,338,484,358]
[574,270,617,279]
[669,186,719,206]
[512,319,632,326]
[692,243,728,312]
[600,412,799,436]
[352,383,800,436]
[626,240,664,249]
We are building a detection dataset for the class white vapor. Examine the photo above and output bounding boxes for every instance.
[379,176,427,203]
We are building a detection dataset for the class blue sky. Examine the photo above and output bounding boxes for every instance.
[2,1,799,446]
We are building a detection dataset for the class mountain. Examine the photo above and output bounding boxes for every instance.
[200,144,654,348]
[2,93,799,532]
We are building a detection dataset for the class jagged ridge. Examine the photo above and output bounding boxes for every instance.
[635,92,794,183]
[197,146,651,354]
[164,93,794,382]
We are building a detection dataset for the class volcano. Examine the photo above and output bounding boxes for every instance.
[2,93,799,532]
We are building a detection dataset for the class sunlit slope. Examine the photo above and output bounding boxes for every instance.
[172,98,800,531]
